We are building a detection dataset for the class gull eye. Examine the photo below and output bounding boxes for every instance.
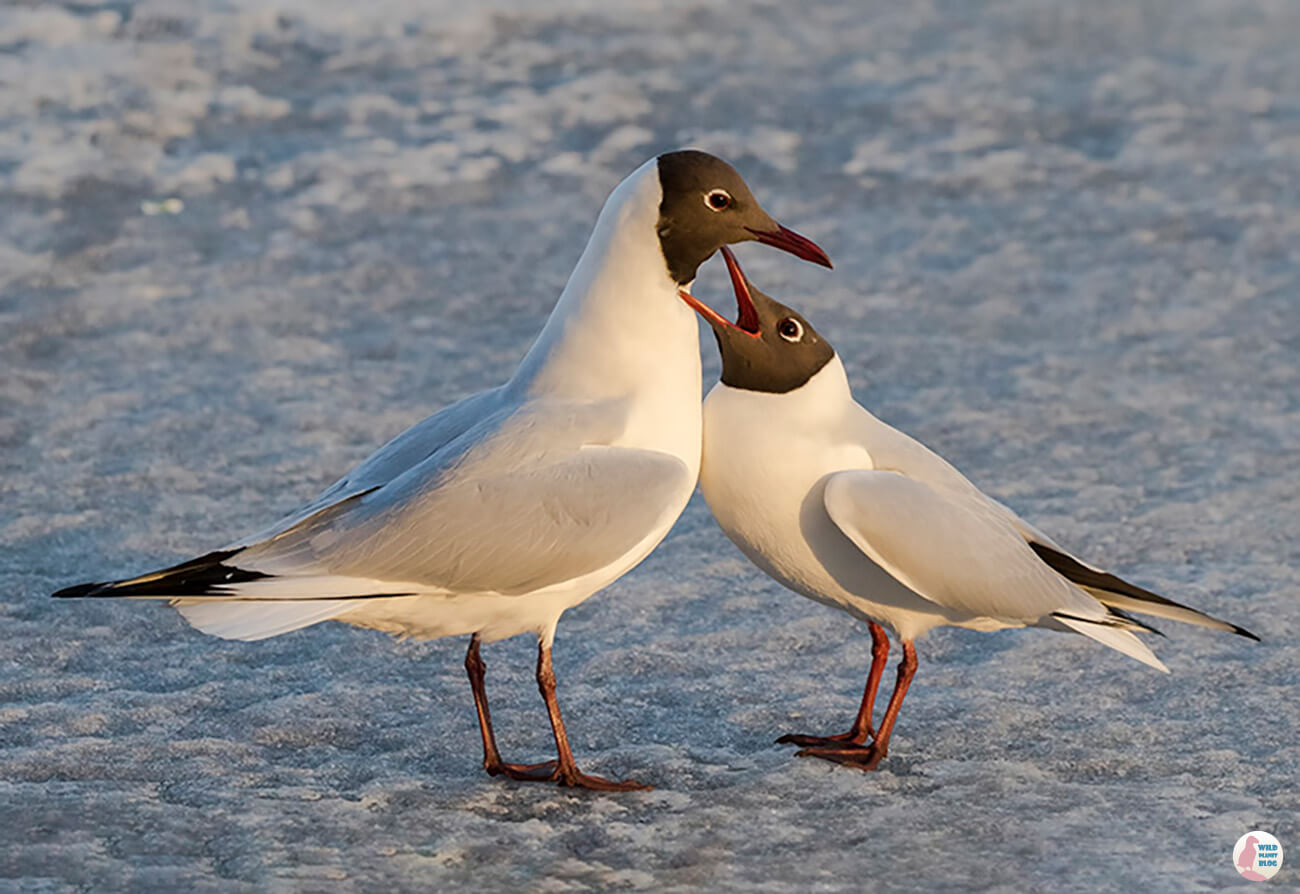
[705,189,732,211]
[778,318,804,342]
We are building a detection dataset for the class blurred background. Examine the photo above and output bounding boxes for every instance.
[2,1,1297,890]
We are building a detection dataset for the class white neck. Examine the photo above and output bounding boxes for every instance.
[796,353,854,410]
[509,159,703,459]
[715,353,853,416]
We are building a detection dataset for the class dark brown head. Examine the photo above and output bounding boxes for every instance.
[680,247,835,393]
[656,150,832,285]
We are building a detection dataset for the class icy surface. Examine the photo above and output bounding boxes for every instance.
[2,0,1298,890]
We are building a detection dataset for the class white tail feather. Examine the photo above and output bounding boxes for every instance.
[166,574,436,641]
[1054,615,1170,673]
[174,600,362,641]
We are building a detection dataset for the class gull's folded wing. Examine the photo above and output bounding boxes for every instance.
[822,470,1167,670]
[238,443,691,596]
[54,389,690,638]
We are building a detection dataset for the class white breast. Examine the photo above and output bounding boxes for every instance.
[699,360,974,639]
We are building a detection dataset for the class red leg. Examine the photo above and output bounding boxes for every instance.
[464,635,557,780]
[533,641,651,791]
[796,639,917,772]
[778,622,890,747]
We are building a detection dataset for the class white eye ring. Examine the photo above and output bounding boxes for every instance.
[704,189,733,211]
[778,318,804,342]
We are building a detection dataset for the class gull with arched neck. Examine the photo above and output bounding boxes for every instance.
[54,151,832,791]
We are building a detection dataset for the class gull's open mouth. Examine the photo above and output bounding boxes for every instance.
[677,247,761,338]
[720,246,760,335]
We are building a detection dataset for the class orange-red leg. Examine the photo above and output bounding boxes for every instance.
[796,639,917,772]
[533,641,650,791]
[465,634,558,780]
[778,622,891,747]
[464,635,649,791]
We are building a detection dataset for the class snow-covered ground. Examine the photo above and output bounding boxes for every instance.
[3,0,1297,890]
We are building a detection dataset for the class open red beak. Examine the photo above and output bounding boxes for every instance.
[745,224,833,269]
[678,246,761,338]
[720,246,760,333]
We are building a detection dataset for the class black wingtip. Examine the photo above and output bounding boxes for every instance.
[1231,624,1261,642]
[51,549,268,600]
[1030,540,1258,643]
[52,581,114,598]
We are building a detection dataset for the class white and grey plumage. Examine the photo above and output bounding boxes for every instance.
[54,151,832,791]
[682,248,1256,771]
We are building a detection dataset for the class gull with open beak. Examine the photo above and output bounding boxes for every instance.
[684,248,1256,771]
[53,151,831,791]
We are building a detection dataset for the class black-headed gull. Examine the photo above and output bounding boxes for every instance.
[54,152,832,791]
[681,248,1255,772]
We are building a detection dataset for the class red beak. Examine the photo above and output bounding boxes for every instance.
[720,246,760,333]
[746,224,833,269]
[678,246,761,338]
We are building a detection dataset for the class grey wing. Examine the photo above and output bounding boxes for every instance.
[822,469,1104,622]
[231,386,512,548]
[822,469,1169,669]
[237,442,693,596]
